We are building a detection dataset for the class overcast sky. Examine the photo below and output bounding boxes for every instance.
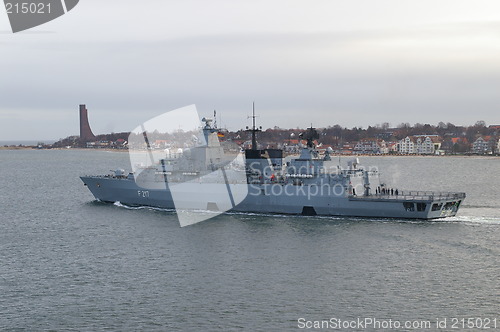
[1,0,500,140]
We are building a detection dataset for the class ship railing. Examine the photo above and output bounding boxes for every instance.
[350,191,466,201]
[399,191,466,200]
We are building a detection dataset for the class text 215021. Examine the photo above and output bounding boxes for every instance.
[5,2,51,14]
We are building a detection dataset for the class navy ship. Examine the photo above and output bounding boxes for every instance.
[81,111,465,225]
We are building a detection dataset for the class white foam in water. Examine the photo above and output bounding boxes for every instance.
[446,215,500,224]
[113,201,175,213]
[446,207,500,224]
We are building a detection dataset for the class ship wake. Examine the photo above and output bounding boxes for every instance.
[112,201,176,213]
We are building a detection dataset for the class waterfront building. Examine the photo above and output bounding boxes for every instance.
[353,140,388,154]
[397,136,442,154]
[472,136,495,154]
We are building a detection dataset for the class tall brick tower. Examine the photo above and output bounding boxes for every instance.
[79,104,96,140]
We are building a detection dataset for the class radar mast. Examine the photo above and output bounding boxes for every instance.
[246,102,261,150]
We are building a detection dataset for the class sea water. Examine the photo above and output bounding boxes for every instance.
[0,150,498,331]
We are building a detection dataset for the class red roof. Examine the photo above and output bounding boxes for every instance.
[288,139,307,145]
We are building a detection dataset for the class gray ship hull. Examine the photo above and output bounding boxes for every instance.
[81,176,464,220]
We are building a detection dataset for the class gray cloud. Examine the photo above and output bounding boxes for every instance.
[1,22,500,139]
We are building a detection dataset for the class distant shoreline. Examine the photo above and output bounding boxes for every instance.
[0,146,129,153]
[0,146,127,152]
[1,146,499,158]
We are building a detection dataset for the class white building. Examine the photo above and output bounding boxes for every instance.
[398,136,416,154]
[397,136,441,154]
[416,137,431,154]
[472,136,494,154]
[353,140,388,154]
